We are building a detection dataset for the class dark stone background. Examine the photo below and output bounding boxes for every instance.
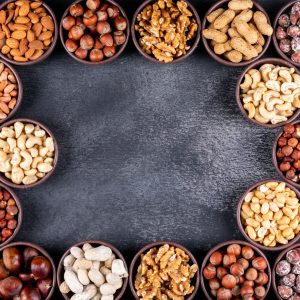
[7,0,290,298]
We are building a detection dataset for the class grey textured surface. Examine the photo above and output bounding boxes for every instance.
[7,0,289,298]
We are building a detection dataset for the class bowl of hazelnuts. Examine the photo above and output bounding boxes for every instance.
[60,0,129,64]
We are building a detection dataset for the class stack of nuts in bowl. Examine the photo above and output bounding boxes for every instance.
[239,181,300,248]
[275,248,300,299]
[59,243,128,299]
[275,124,300,185]
[0,121,56,186]
[203,0,273,63]
[202,243,269,299]
[0,245,54,299]
[0,0,56,63]
[0,62,19,121]
[62,0,128,63]
[134,0,199,63]
[275,2,300,64]
[239,63,300,125]
[133,244,198,299]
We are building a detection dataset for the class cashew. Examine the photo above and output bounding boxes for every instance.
[4,172,10,179]
[24,169,37,176]
[32,157,43,169]
[293,74,300,85]
[25,136,42,148]
[34,128,46,138]
[244,102,255,118]
[263,91,280,102]
[37,162,53,173]
[0,151,7,162]
[265,80,280,92]
[44,157,53,164]
[254,108,269,124]
[7,138,16,152]
[36,172,45,178]
[240,73,252,91]
[276,102,292,111]
[271,115,288,124]
[279,69,292,82]
[259,64,274,82]
[24,123,34,134]
[14,122,24,138]
[249,69,261,89]
[281,82,299,95]
[242,95,253,103]
[20,150,32,170]
[22,175,38,185]
[17,135,26,150]
[266,98,284,111]
[29,147,38,157]
[39,147,48,157]
[1,127,15,138]
[269,66,280,80]
[259,104,275,120]
[11,166,24,184]
[0,159,11,173]
[253,88,263,102]
[11,149,21,166]
[45,137,54,152]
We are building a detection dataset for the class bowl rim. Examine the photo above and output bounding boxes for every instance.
[272,120,300,189]
[0,0,58,66]
[131,0,201,64]
[57,239,129,300]
[0,60,23,124]
[272,0,300,68]
[272,242,300,300]
[60,0,130,65]
[0,118,59,189]
[236,178,300,252]
[200,239,272,300]
[129,240,200,300]
[202,0,272,67]
[0,241,57,300]
[235,57,300,128]
[0,183,22,247]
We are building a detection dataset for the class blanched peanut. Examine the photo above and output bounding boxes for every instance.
[78,269,90,286]
[64,269,84,294]
[106,273,122,289]
[88,269,105,287]
[100,283,116,296]
[84,246,112,262]
[64,254,75,267]
[111,259,128,278]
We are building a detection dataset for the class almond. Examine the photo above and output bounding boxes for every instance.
[11,30,26,40]
[10,49,22,57]
[0,81,7,92]
[29,39,43,50]
[13,56,28,62]
[2,24,10,38]
[30,1,43,9]
[4,84,15,94]
[5,10,14,25]
[19,38,28,55]
[29,49,43,60]
[0,112,7,119]
[43,39,51,47]
[1,45,10,55]
[25,48,35,58]
[19,3,30,17]
[0,10,6,25]
[0,96,11,103]
[15,1,26,6]
[0,31,5,40]
[27,29,35,42]
[15,16,30,24]
[8,98,16,109]
[28,12,39,24]
[0,102,9,114]
[14,6,20,19]
[13,24,27,31]
[7,23,15,31]
[41,16,54,31]
[38,31,52,41]
[32,23,42,37]
[6,38,19,49]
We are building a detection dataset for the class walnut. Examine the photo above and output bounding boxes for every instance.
[134,244,198,300]
[135,0,198,62]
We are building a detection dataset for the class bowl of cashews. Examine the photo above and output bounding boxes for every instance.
[0,118,58,188]
[236,58,300,128]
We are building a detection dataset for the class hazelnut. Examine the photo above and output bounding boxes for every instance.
[223,254,236,267]
[97,21,111,34]
[227,244,241,256]
[286,168,297,180]
[288,137,298,148]
[282,145,294,156]
[0,220,7,228]
[107,6,119,19]
[65,39,78,52]
[210,251,222,266]
[292,149,300,160]
[80,34,94,50]
[7,219,17,230]
[280,161,291,172]
[209,278,220,290]
[100,33,113,47]
[243,280,254,287]
[75,47,88,60]
[242,246,254,260]
[1,228,12,238]
[216,287,232,300]
[277,148,285,159]
[221,274,236,289]
[217,266,228,279]
[100,3,110,11]
[278,137,288,147]
[86,0,100,10]
[69,25,84,40]
[103,45,116,57]
[254,286,266,298]
[203,263,216,280]
[6,206,18,216]
[284,124,295,134]
[63,16,76,31]
[294,160,300,169]
[70,3,84,17]
[252,257,267,271]
[83,13,97,27]
[238,258,249,270]
[114,16,127,31]
[240,285,254,297]
[255,272,268,285]
[89,49,104,62]
[230,262,244,276]
[245,268,258,281]
[113,31,126,45]
[96,11,108,21]
[94,39,104,49]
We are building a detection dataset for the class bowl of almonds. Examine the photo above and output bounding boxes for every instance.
[0,0,58,65]
[132,0,201,64]
[0,60,22,122]
[237,179,300,251]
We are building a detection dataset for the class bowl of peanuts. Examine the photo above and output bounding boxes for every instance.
[236,58,300,128]
[131,0,201,64]
[0,0,58,65]
[237,179,300,252]
[0,118,58,188]
[202,0,272,67]
[0,60,22,123]
[129,241,199,299]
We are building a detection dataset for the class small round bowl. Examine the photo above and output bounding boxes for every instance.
[129,241,199,300]
[0,60,23,123]
[0,0,58,66]
[0,183,22,247]
[57,240,128,300]
[0,241,56,300]
[131,0,201,64]
[202,0,272,67]
[272,243,300,299]
[0,118,59,189]
[273,121,300,189]
[201,240,272,299]
[60,0,129,65]
[273,1,300,68]
[236,58,300,128]
[237,179,300,252]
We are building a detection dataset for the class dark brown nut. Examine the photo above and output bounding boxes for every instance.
[100,33,113,47]
[63,16,76,31]
[291,2,300,25]
[96,11,108,21]
[277,285,293,299]
[292,51,300,63]
[103,45,116,57]
[277,26,288,40]
[3,247,22,273]
[282,273,296,287]
[0,276,22,298]
[75,47,88,59]
[65,39,78,52]
[107,6,119,19]
[113,31,126,45]
[30,256,52,280]
[96,21,111,34]
[80,34,94,50]
[276,260,291,276]
[288,25,300,38]
[114,16,127,31]
[279,14,291,27]
[70,3,84,17]
[292,37,300,52]
[287,249,300,264]
[89,49,103,62]
[20,286,41,300]
[280,39,292,53]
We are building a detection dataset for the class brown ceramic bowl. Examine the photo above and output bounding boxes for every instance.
[236,58,300,128]
[0,183,22,247]
[60,0,129,65]
[273,121,300,189]
[0,241,56,299]
[0,118,59,189]
[201,240,272,299]
[0,60,23,123]
[129,241,199,299]
[273,1,300,68]
[202,0,272,67]
[237,179,300,252]
[57,240,128,300]
[131,0,201,64]
[0,0,58,66]
[272,242,300,299]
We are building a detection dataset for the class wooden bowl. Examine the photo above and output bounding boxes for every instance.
[236,57,300,128]
[0,60,23,124]
[0,118,59,189]
[273,121,300,189]
[131,0,201,64]
[129,241,199,299]
[273,1,300,68]
[0,241,56,300]
[202,0,272,67]
[0,0,58,66]
[237,179,300,251]
[57,240,128,300]
[272,242,300,300]
[201,240,272,300]
[60,0,129,65]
